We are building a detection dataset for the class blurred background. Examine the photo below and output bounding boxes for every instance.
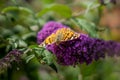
[0,0,120,80]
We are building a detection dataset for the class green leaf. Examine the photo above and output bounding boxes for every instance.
[49,63,58,72]
[43,50,54,64]
[22,32,36,40]
[71,18,99,38]
[13,42,18,49]
[29,45,39,49]
[25,54,35,63]
[1,6,33,27]
[36,4,72,18]
[1,6,32,14]
[18,40,27,48]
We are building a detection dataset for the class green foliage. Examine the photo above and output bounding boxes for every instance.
[37,4,72,18]
[41,0,55,4]
[1,6,32,14]
[71,18,99,38]
[25,54,35,63]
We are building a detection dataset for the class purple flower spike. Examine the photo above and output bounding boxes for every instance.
[46,34,120,66]
[105,41,120,56]
[46,34,105,65]
[37,21,67,44]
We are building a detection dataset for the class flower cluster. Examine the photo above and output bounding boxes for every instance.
[0,49,22,73]
[37,21,120,66]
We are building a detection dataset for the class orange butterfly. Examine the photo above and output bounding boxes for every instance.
[40,28,80,47]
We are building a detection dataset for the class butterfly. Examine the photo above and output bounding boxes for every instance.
[39,28,80,47]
